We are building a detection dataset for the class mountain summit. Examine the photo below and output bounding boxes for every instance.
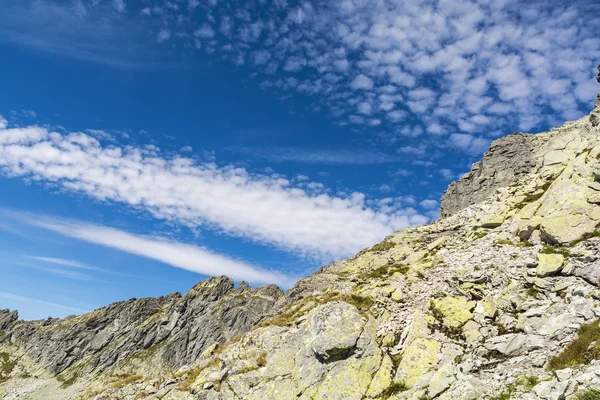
[2,86,600,399]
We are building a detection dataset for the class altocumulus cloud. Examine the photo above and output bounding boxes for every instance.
[3,1,598,158]
[137,0,598,152]
[0,122,428,261]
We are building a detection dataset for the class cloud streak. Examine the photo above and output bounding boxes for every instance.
[24,256,102,271]
[232,147,402,164]
[0,291,89,316]
[7,210,298,288]
[0,123,427,260]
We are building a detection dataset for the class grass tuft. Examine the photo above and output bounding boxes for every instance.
[177,359,220,392]
[111,374,143,389]
[539,245,570,258]
[380,381,409,399]
[569,231,600,247]
[367,241,396,253]
[547,320,600,370]
[258,292,375,328]
[576,389,600,400]
[359,263,410,280]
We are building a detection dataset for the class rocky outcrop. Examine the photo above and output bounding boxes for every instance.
[0,277,282,379]
[440,133,537,217]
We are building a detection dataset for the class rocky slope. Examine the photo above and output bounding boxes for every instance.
[2,91,600,399]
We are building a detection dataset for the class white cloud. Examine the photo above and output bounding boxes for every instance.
[440,168,456,180]
[113,0,126,13]
[12,213,297,288]
[0,116,7,130]
[24,256,102,271]
[233,147,400,165]
[194,24,215,38]
[157,28,171,43]
[420,199,438,209]
[151,0,597,154]
[357,101,373,115]
[350,74,374,90]
[448,133,490,155]
[0,125,427,260]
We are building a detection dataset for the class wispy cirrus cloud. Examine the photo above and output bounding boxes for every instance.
[0,122,428,261]
[232,147,401,165]
[24,256,102,271]
[5,210,297,288]
[0,0,172,68]
[0,291,89,316]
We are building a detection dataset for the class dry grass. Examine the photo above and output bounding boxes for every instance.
[177,358,220,392]
[576,389,600,400]
[258,292,375,328]
[256,352,267,367]
[367,241,396,253]
[359,263,410,280]
[547,320,600,370]
[110,374,143,389]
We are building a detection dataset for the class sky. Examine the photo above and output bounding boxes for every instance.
[0,0,598,320]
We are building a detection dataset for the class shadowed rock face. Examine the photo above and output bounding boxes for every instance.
[0,277,283,375]
[440,133,537,217]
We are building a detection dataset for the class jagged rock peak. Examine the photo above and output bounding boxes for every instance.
[0,276,283,379]
[440,132,537,217]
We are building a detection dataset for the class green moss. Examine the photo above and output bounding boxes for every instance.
[539,245,570,258]
[569,231,600,247]
[367,241,396,253]
[57,374,78,388]
[359,263,410,280]
[547,320,600,370]
[516,240,533,248]
[416,271,426,280]
[474,231,488,239]
[380,382,409,399]
[0,352,16,377]
[526,286,541,299]
[495,240,515,246]
[576,389,600,400]
[516,375,539,391]
[489,384,516,400]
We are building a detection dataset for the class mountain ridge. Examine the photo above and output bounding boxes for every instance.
[1,84,600,399]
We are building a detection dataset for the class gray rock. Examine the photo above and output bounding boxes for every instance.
[440,133,537,217]
[575,260,600,286]
[0,276,283,375]
[305,301,364,362]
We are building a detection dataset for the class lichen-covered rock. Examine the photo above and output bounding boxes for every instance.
[395,337,441,387]
[536,253,565,277]
[431,296,475,330]
[304,301,364,361]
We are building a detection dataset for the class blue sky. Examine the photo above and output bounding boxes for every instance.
[0,0,598,320]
